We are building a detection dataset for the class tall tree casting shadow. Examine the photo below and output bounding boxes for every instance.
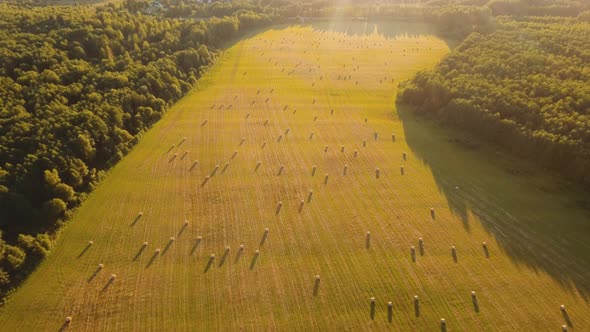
[397,104,590,301]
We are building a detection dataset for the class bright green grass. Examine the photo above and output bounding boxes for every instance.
[0,22,589,331]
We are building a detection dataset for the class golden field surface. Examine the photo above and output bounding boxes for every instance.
[0,22,589,331]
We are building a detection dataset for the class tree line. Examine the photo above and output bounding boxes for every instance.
[0,1,276,300]
[398,14,590,184]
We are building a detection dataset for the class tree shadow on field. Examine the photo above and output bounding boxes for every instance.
[397,104,590,301]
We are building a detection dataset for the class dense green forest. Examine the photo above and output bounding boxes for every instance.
[398,14,590,184]
[0,1,275,297]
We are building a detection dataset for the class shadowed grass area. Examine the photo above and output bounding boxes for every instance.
[0,21,588,330]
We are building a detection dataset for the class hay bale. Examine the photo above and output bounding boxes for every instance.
[312,165,317,176]
[324,174,329,184]
[65,317,72,323]
[98,263,104,269]
[239,244,245,250]
[374,132,378,140]
[170,237,175,241]
[341,145,345,153]
[143,242,148,246]
[138,212,144,217]
[400,166,405,175]
[482,242,490,258]
[354,150,358,158]
[324,145,328,152]
[88,241,94,246]
[430,208,435,219]
[363,140,367,147]
[403,152,407,161]
[155,248,161,254]
[110,274,116,280]
[375,168,380,179]
[309,132,314,139]
[343,164,348,175]
[392,134,396,142]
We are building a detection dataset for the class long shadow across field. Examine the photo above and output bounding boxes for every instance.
[397,104,590,301]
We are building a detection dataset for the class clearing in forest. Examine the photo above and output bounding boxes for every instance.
[1,22,589,330]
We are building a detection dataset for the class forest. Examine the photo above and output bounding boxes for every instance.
[398,14,590,184]
[0,1,275,297]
